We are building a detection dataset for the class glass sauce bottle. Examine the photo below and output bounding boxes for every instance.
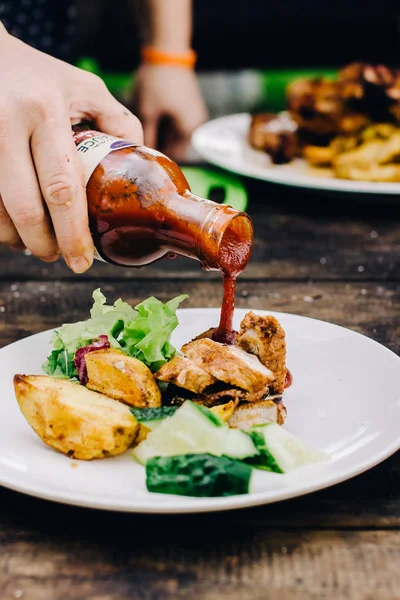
[73,126,254,343]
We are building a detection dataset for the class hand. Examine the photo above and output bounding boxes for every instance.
[135,64,208,160]
[0,30,143,273]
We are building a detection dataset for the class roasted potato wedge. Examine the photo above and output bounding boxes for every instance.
[14,375,139,460]
[210,400,237,422]
[134,423,151,446]
[85,348,161,408]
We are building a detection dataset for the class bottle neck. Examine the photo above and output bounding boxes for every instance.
[167,191,253,275]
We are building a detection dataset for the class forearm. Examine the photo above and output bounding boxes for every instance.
[134,0,193,52]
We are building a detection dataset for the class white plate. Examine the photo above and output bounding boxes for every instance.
[0,308,399,513]
[192,113,400,194]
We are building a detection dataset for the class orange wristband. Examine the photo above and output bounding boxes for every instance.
[141,46,197,68]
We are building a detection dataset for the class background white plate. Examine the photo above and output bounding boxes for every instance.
[192,113,400,195]
[0,308,399,513]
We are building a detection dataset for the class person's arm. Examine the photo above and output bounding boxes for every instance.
[138,0,192,53]
[133,0,208,156]
[0,24,142,272]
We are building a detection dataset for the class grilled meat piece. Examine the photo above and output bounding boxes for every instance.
[198,385,272,405]
[191,327,216,342]
[287,76,369,137]
[228,397,286,430]
[237,312,286,394]
[182,338,275,394]
[155,355,217,394]
[163,381,271,408]
[162,384,195,406]
[249,112,300,164]
[287,78,344,135]
[338,112,370,134]
[339,63,400,122]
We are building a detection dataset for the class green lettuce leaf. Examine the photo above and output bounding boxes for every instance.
[42,348,78,380]
[121,295,188,371]
[42,289,188,378]
[50,288,138,355]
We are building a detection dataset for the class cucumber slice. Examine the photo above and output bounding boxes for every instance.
[130,407,177,431]
[133,400,258,465]
[223,428,259,460]
[251,424,326,473]
[146,454,252,497]
[133,401,227,464]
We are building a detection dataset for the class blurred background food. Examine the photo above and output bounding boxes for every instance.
[72,0,400,117]
[7,0,399,177]
[249,63,400,181]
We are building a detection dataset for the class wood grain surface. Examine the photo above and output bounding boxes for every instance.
[0,182,399,600]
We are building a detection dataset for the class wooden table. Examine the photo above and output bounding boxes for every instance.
[0,180,399,600]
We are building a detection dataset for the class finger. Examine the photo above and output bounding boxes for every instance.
[0,193,23,247]
[91,87,143,144]
[174,110,206,140]
[0,126,60,261]
[173,100,208,140]
[142,117,158,149]
[31,109,94,273]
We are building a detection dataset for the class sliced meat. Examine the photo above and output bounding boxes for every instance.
[181,338,275,394]
[196,385,271,406]
[228,397,286,430]
[249,112,300,164]
[190,327,216,342]
[154,355,217,394]
[237,312,286,394]
[287,77,344,136]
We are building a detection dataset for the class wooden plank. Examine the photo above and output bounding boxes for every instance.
[0,280,399,353]
[0,529,399,599]
[1,207,400,281]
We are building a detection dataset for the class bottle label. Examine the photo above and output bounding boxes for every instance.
[73,129,136,263]
[73,129,136,185]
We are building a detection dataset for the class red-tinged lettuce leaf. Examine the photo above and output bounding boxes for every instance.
[74,335,110,384]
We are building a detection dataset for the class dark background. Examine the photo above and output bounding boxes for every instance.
[76,0,400,71]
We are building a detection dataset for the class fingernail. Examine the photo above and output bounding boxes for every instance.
[68,255,91,273]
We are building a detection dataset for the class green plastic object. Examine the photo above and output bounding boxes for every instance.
[181,167,248,212]
[76,58,338,112]
[76,58,134,97]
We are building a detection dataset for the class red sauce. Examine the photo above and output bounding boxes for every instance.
[284,369,293,388]
[213,217,253,344]
[214,275,237,344]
